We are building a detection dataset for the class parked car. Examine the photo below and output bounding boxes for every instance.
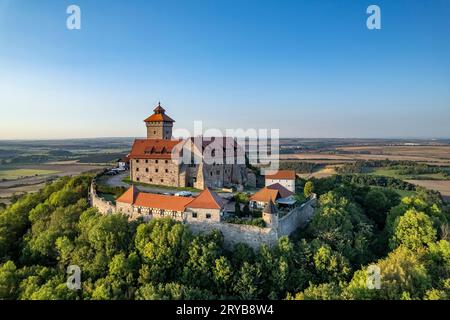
[175,191,192,197]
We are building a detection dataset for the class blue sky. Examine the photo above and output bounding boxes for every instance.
[0,0,449,139]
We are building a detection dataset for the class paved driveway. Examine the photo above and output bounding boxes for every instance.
[104,171,200,195]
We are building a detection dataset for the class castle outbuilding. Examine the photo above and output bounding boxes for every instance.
[116,186,225,222]
[265,170,296,193]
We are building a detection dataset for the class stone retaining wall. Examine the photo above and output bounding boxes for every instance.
[277,195,317,237]
[89,178,116,214]
[188,221,278,250]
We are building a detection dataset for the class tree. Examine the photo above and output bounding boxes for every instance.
[363,189,390,229]
[304,181,315,198]
[233,262,262,299]
[212,256,233,296]
[343,246,431,300]
[306,191,374,265]
[135,282,215,300]
[0,261,18,299]
[312,244,350,283]
[288,282,341,300]
[181,232,223,288]
[423,240,450,289]
[391,209,437,251]
[135,218,191,283]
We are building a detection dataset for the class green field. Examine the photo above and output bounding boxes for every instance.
[368,167,449,180]
[370,185,416,198]
[0,168,60,180]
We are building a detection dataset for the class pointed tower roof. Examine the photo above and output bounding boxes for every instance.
[116,185,138,204]
[187,188,224,209]
[263,199,277,215]
[153,102,165,113]
[144,102,175,123]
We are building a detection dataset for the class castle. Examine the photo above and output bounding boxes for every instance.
[89,103,317,249]
[128,103,249,190]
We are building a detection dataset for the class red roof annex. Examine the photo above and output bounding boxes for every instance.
[249,183,294,203]
[116,187,225,212]
[265,170,296,180]
[129,139,182,160]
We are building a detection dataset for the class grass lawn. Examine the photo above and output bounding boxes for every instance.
[0,168,61,180]
[122,177,201,192]
[98,193,117,203]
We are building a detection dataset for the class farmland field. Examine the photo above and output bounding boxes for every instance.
[406,180,450,202]
[336,145,450,160]
[0,162,109,205]
[296,166,338,179]
[0,138,132,205]
[280,152,450,165]
[0,168,61,180]
[368,167,450,180]
[277,139,450,201]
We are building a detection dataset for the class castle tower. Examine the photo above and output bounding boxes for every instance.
[262,199,278,229]
[144,102,175,140]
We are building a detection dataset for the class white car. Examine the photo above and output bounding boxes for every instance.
[175,191,192,197]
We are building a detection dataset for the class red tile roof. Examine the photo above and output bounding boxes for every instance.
[267,183,294,198]
[116,187,225,212]
[129,139,183,160]
[120,153,130,163]
[249,188,279,203]
[116,185,137,204]
[265,170,296,180]
[144,113,175,122]
[134,193,195,212]
[187,188,224,209]
[144,103,175,122]
[249,183,294,203]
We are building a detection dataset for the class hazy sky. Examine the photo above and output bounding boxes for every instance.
[0,0,449,139]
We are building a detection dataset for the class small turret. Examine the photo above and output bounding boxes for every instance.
[262,199,278,228]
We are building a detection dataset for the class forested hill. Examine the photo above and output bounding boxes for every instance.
[0,175,448,300]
